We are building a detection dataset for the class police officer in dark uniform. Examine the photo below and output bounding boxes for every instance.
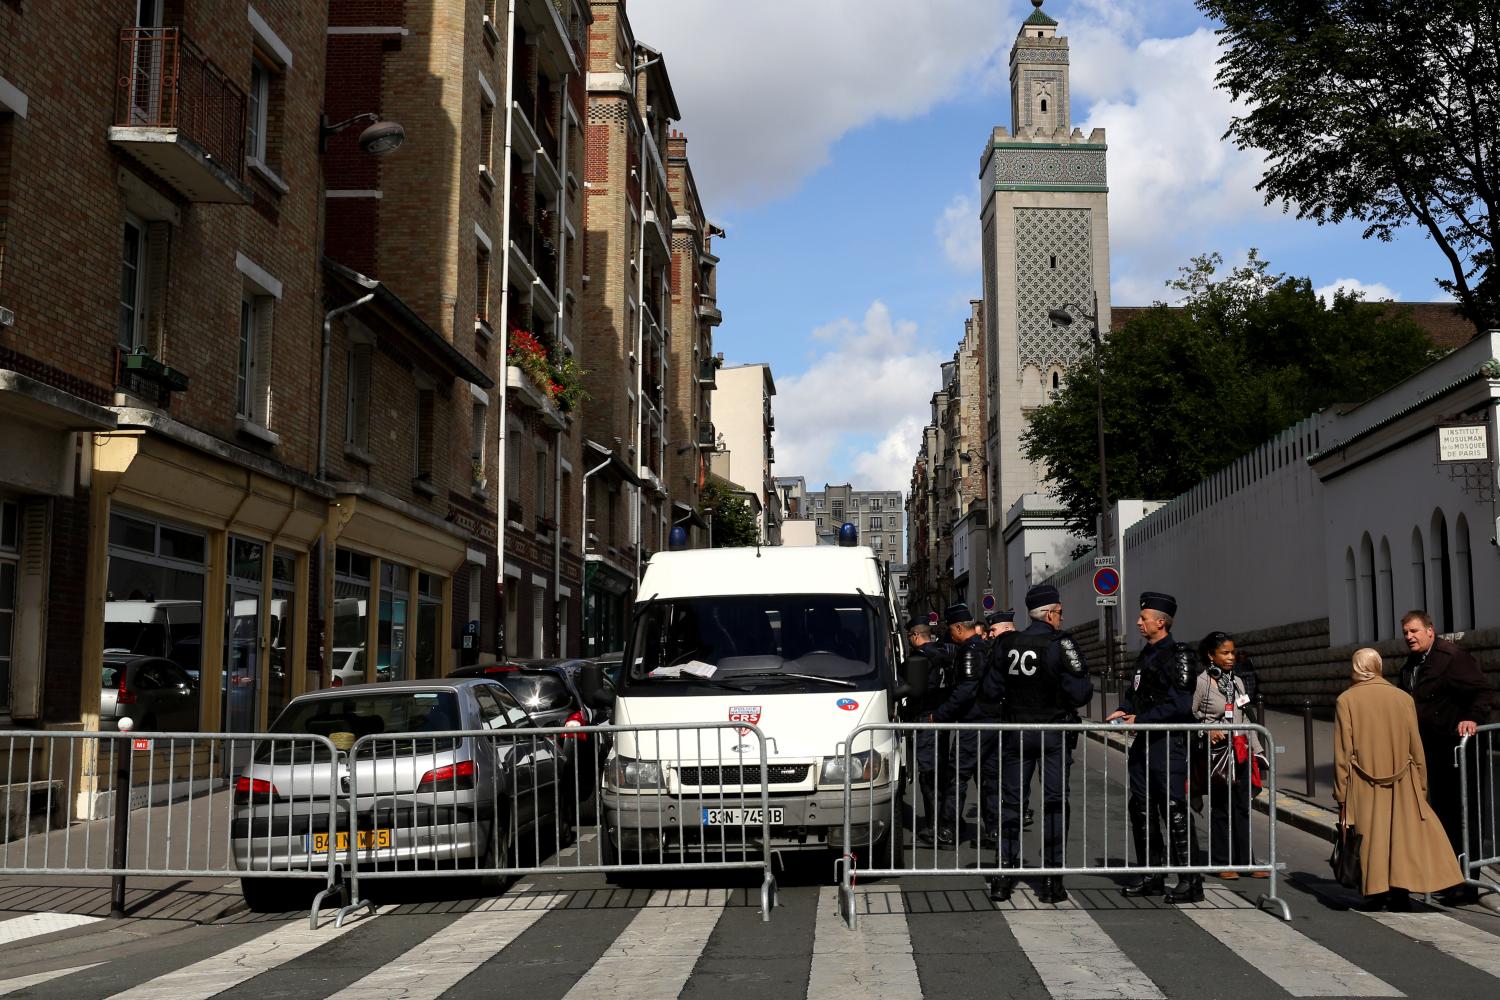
[906,616,955,837]
[1106,591,1203,903]
[984,609,1017,645]
[928,603,1000,848]
[984,585,1093,903]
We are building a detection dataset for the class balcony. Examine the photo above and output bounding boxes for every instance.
[697,422,717,450]
[507,207,560,302]
[109,27,250,203]
[506,365,566,430]
[696,361,717,388]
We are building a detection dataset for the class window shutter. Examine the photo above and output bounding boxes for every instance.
[10,501,50,721]
[254,298,275,426]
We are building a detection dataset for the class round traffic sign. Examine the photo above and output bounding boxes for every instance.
[981,593,996,612]
[1092,567,1121,597]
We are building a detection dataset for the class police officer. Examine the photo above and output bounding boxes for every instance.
[928,603,1000,848]
[984,609,1017,644]
[984,585,1093,903]
[906,616,955,836]
[1106,592,1203,903]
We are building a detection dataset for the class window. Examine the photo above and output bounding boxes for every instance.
[236,295,274,425]
[476,245,491,323]
[831,501,844,522]
[414,388,435,482]
[534,445,549,519]
[506,420,523,504]
[816,517,825,532]
[0,114,12,292]
[478,90,495,175]
[470,402,487,478]
[344,345,371,452]
[871,516,883,531]
[1051,371,1060,389]
[119,217,147,350]
[378,562,410,683]
[1040,98,1048,113]
[334,548,372,685]
[561,467,574,537]
[872,536,883,551]
[0,500,16,717]
[870,498,881,510]
[532,586,546,658]
[1049,254,1057,269]
[268,549,296,719]
[889,534,896,551]
[246,58,270,164]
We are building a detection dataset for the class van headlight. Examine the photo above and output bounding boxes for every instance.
[819,750,888,786]
[606,755,664,790]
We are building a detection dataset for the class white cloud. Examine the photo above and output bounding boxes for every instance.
[936,194,981,273]
[1316,278,1400,305]
[770,302,943,492]
[625,0,1018,209]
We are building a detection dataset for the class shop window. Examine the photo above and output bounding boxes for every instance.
[0,499,16,717]
[224,536,264,733]
[104,511,206,728]
[416,572,442,679]
[268,549,296,720]
[379,562,410,683]
[333,548,371,685]
[344,345,372,453]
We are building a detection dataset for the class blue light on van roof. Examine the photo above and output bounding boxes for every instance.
[837,523,858,547]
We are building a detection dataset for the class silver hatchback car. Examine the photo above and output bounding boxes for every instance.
[232,678,571,911]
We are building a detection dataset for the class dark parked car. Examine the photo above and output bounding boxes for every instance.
[100,655,198,731]
[449,659,611,799]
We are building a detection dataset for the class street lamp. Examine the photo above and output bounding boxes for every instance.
[1048,292,1113,712]
[319,112,407,155]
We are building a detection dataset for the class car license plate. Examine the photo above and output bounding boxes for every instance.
[701,807,783,826]
[307,829,393,852]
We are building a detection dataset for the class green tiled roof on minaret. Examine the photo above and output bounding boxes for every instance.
[1024,0,1058,27]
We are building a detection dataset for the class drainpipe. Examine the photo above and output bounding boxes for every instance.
[632,48,661,585]
[495,0,519,656]
[553,62,572,655]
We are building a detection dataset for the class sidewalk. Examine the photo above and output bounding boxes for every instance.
[0,874,245,922]
[1084,690,1340,842]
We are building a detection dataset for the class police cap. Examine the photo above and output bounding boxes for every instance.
[1025,584,1060,611]
[986,609,1016,626]
[1139,591,1178,617]
[943,603,972,625]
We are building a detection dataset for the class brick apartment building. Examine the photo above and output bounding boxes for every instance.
[324,0,591,664]
[577,0,681,654]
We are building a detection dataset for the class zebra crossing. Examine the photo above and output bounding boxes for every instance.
[0,880,1498,999]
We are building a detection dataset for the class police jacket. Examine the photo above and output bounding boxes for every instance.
[981,620,1094,723]
[1118,634,1194,723]
[911,641,956,711]
[1400,638,1497,744]
[931,634,992,722]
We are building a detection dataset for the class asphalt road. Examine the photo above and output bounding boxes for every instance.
[1,739,1497,1000]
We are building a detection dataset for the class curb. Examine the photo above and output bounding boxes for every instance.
[1084,729,1340,844]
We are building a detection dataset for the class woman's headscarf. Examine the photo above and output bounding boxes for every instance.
[1351,647,1386,684]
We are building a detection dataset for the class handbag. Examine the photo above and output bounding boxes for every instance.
[1329,821,1363,890]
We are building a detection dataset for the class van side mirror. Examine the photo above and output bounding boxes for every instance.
[578,661,616,712]
[893,655,928,700]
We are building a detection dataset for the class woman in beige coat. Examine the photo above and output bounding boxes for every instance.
[1334,648,1464,910]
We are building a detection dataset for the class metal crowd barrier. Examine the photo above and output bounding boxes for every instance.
[836,721,1289,928]
[0,730,341,929]
[336,722,778,925]
[1456,722,1500,894]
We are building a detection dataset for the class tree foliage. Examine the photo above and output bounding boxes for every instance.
[1197,0,1500,331]
[700,479,760,548]
[1021,252,1442,533]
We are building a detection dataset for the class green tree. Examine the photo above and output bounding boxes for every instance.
[1198,0,1500,331]
[1022,252,1442,533]
[700,479,760,548]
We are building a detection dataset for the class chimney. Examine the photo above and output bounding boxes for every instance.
[667,128,688,159]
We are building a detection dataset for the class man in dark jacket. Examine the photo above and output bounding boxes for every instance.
[927,603,1000,848]
[984,584,1093,904]
[1399,609,1497,905]
[907,617,955,836]
[1106,591,1202,902]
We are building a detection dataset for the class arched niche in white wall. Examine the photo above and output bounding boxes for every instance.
[1358,533,1377,642]
[1410,525,1427,613]
[1430,508,1454,634]
[1455,513,1474,631]
[1344,546,1359,645]
[1377,536,1394,641]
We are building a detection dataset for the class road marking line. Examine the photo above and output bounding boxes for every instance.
[0,912,104,945]
[327,901,560,1000]
[807,886,921,1000]
[1183,910,1403,997]
[1363,911,1500,979]
[0,963,103,996]
[561,889,726,1000]
[1004,907,1164,1000]
[101,916,370,1000]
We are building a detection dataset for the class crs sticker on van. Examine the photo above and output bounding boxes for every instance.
[836,698,859,711]
[728,706,761,735]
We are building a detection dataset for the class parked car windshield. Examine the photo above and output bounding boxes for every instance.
[622,595,884,695]
[266,690,464,757]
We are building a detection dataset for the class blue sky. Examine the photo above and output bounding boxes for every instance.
[628,0,1457,492]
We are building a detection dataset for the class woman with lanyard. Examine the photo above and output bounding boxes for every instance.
[1193,632,1268,880]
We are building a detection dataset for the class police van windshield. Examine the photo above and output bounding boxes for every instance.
[622,595,884,695]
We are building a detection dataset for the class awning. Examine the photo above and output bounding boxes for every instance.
[0,369,118,497]
[584,439,644,488]
[672,500,707,530]
[323,258,493,389]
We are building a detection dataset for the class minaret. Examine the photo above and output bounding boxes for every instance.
[979,0,1112,607]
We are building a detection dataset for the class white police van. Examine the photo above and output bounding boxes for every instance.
[580,534,924,868]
